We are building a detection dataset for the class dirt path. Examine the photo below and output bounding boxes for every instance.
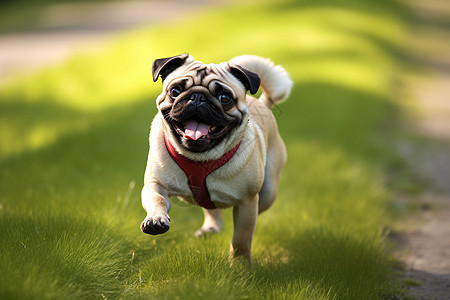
[396,0,450,299]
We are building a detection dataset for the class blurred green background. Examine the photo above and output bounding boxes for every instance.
[0,0,437,299]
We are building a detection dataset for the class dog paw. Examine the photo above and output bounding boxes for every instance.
[141,214,170,235]
[194,226,221,238]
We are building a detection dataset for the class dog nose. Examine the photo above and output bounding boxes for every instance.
[190,93,207,102]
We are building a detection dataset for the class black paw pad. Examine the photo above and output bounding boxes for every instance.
[140,217,170,235]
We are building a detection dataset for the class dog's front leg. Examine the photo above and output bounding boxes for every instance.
[141,182,171,235]
[230,195,259,264]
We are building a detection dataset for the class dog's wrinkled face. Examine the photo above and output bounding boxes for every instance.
[153,54,260,153]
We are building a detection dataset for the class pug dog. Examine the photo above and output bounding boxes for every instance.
[140,54,292,263]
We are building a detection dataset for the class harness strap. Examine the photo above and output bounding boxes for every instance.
[164,136,241,209]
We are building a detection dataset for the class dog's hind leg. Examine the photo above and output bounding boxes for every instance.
[258,140,286,214]
[195,208,223,237]
[258,172,278,214]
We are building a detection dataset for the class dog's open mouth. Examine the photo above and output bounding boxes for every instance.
[172,120,229,141]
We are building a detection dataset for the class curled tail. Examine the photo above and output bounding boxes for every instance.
[230,55,293,109]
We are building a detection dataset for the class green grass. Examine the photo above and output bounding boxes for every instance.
[0,0,411,298]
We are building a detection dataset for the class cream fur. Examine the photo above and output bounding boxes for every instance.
[141,55,291,263]
[230,55,293,107]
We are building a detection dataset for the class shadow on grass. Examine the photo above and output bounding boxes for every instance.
[0,212,130,299]
[0,94,156,216]
[280,82,401,163]
[253,228,392,300]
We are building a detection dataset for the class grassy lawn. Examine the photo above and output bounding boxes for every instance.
[0,0,412,299]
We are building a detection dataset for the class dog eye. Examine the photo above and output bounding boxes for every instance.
[169,86,182,99]
[218,92,233,105]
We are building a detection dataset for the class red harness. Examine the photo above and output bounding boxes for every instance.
[164,136,241,209]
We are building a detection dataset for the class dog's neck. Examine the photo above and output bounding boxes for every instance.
[164,135,241,209]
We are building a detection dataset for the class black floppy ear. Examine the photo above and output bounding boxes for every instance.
[152,54,189,82]
[229,64,260,95]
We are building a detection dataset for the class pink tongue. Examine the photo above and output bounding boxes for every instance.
[184,120,210,140]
